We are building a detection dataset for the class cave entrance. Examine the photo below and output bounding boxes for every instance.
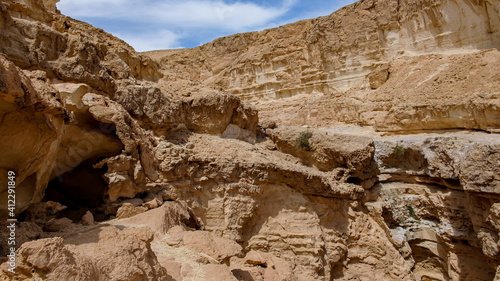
[43,160,108,222]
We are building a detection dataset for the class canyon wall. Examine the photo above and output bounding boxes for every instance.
[0,0,257,216]
[155,0,500,97]
[0,0,499,280]
[151,0,500,132]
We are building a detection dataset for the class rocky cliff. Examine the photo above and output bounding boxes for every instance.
[150,0,500,133]
[0,0,499,280]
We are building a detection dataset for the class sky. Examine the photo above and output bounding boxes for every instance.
[57,0,357,52]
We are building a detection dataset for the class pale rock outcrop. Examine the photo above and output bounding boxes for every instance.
[229,250,295,281]
[44,217,72,232]
[0,55,67,216]
[267,126,377,181]
[113,201,200,235]
[367,63,390,89]
[0,226,169,281]
[153,0,500,98]
[166,230,243,263]
[149,0,500,133]
[0,0,259,216]
[254,49,500,132]
[81,210,94,226]
[116,203,148,219]
[366,130,500,280]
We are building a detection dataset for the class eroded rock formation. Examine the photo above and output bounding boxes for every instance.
[150,0,500,133]
[0,0,499,280]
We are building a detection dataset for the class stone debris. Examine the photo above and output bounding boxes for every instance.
[81,211,94,226]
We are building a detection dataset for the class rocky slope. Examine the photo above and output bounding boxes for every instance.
[0,0,499,280]
[149,0,500,133]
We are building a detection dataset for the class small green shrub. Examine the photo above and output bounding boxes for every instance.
[393,145,405,156]
[406,206,419,220]
[296,131,313,150]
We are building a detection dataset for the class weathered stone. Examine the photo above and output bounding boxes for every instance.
[1,0,500,280]
[44,218,72,232]
[0,227,169,281]
[367,63,390,89]
[116,203,147,219]
[81,211,94,226]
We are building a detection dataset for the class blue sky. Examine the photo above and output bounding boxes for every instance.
[57,0,357,52]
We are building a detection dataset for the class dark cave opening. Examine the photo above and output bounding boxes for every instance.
[346,177,363,185]
[42,160,108,222]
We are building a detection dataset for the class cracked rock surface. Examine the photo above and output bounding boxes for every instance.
[0,0,500,280]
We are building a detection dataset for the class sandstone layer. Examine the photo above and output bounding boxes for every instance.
[149,0,500,133]
[0,0,499,280]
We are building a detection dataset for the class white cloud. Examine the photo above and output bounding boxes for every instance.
[57,0,300,50]
[57,0,298,51]
[57,0,130,16]
[58,0,296,31]
[114,29,181,52]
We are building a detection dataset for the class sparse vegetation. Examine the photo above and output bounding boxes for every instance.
[393,145,405,156]
[406,206,419,220]
[296,131,313,150]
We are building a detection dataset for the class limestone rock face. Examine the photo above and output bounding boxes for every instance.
[267,126,376,179]
[367,63,390,89]
[1,227,169,281]
[0,0,258,216]
[166,230,243,263]
[150,0,500,133]
[0,0,500,280]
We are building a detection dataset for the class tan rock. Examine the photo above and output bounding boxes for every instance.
[0,0,262,215]
[0,221,43,258]
[159,189,178,201]
[203,264,238,281]
[23,201,67,223]
[167,230,243,263]
[0,226,169,281]
[149,0,500,133]
[116,203,147,219]
[42,0,58,12]
[81,211,94,226]
[267,126,376,179]
[367,63,390,89]
[488,203,500,232]
[121,198,144,207]
[244,250,267,266]
[230,251,295,281]
[143,198,162,209]
[0,237,87,280]
[44,217,72,232]
[478,229,500,258]
[0,55,65,217]
[113,201,199,235]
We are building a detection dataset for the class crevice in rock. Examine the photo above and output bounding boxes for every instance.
[346,177,363,185]
[42,158,108,222]
[231,268,255,281]
[378,174,463,190]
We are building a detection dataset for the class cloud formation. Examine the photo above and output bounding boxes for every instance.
[59,0,295,29]
[115,29,182,52]
[57,0,353,51]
